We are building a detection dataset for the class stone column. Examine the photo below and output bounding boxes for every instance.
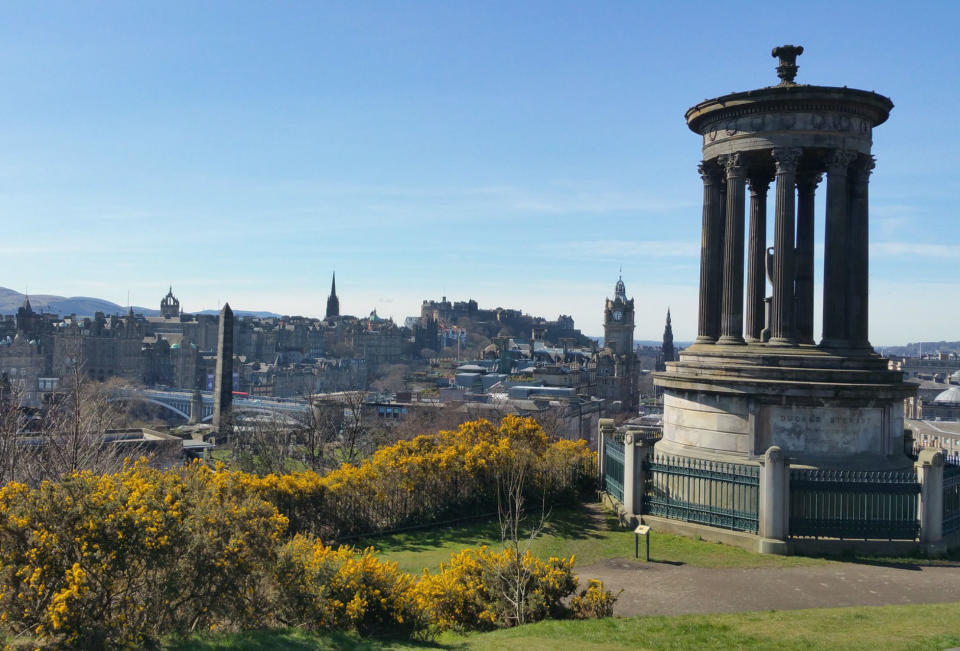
[718,153,746,345]
[794,172,821,345]
[758,446,789,545]
[745,174,772,343]
[915,448,944,549]
[847,156,875,350]
[696,161,723,343]
[822,150,857,348]
[770,148,802,345]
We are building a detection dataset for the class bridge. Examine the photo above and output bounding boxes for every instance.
[111,388,312,423]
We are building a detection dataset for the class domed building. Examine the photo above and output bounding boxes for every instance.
[920,385,960,421]
[934,386,960,404]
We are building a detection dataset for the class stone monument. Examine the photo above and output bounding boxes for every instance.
[212,303,234,435]
[654,46,915,470]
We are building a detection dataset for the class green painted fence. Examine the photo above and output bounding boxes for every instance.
[643,455,759,533]
[603,434,625,503]
[789,469,920,540]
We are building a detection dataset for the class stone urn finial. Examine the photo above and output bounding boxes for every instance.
[771,44,804,85]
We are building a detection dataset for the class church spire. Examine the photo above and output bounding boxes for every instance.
[662,307,676,364]
[325,271,340,319]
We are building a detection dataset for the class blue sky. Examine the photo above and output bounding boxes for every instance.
[1,2,957,345]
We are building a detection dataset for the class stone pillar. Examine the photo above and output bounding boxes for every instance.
[822,149,857,348]
[598,418,615,484]
[623,433,637,516]
[758,446,789,544]
[794,173,821,345]
[212,303,234,436]
[696,161,723,343]
[745,174,772,343]
[189,387,203,425]
[847,156,875,350]
[718,153,746,345]
[915,448,944,548]
[633,438,649,518]
[770,148,802,345]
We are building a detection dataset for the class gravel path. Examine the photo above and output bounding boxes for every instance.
[579,557,960,616]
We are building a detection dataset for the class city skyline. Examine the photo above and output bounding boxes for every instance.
[1,2,957,344]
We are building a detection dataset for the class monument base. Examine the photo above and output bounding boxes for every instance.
[653,344,916,470]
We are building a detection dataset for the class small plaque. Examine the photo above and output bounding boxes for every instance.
[634,524,650,535]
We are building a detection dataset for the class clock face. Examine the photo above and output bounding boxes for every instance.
[613,310,623,321]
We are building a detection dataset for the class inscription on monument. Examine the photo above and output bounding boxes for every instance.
[765,406,883,455]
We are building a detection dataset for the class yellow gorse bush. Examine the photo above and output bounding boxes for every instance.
[0,460,287,648]
[274,535,427,636]
[0,417,603,647]
[224,415,595,539]
[415,546,579,631]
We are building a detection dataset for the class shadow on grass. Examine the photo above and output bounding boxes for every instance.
[166,629,458,651]
[785,541,960,570]
[355,502,617,555]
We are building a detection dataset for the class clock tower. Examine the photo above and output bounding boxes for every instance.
[603,275,635,355]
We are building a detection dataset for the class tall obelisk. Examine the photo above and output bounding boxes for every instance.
[212,303,234,436]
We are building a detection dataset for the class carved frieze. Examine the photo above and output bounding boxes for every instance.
[701,110,872,146]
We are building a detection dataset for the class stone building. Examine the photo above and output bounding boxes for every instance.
[0,333,48,407]
[360,310,403,367]
[160,287,181,319]
[51,312,144,383]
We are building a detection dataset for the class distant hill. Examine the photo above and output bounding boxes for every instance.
[878,341,960,357]
[0,287,280,319]
[0,287,159,317]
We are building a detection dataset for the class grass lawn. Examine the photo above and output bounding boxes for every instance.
[356,502,827,574]
[166,601,960,650]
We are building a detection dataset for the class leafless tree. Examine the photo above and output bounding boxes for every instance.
[492,436,549,626]
[4,366,132,485]
[232,412,297,476]
[370,363,408,394]
[0,375,29,485]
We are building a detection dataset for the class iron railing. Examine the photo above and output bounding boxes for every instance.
[789,469,920,540]
[943,462,960,536]
[643,455,759,533]
[603,434,625,503]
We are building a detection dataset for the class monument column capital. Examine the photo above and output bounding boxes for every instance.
[718,153,746,177]
[698,160,722,184]
[796,171,822,193]
[825,149,857,175]
[747,174,773,196]
[850,155,876,185]
[771,147,803,174]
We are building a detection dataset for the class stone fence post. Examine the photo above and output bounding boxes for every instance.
[598,418,615,485]
[916,448,944,551]
[623,433,636,515]
[758,446,789,550]
[621,433,650,520]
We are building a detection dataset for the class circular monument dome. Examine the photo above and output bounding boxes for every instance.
[934,386,960,403]
[950,370,960,383]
